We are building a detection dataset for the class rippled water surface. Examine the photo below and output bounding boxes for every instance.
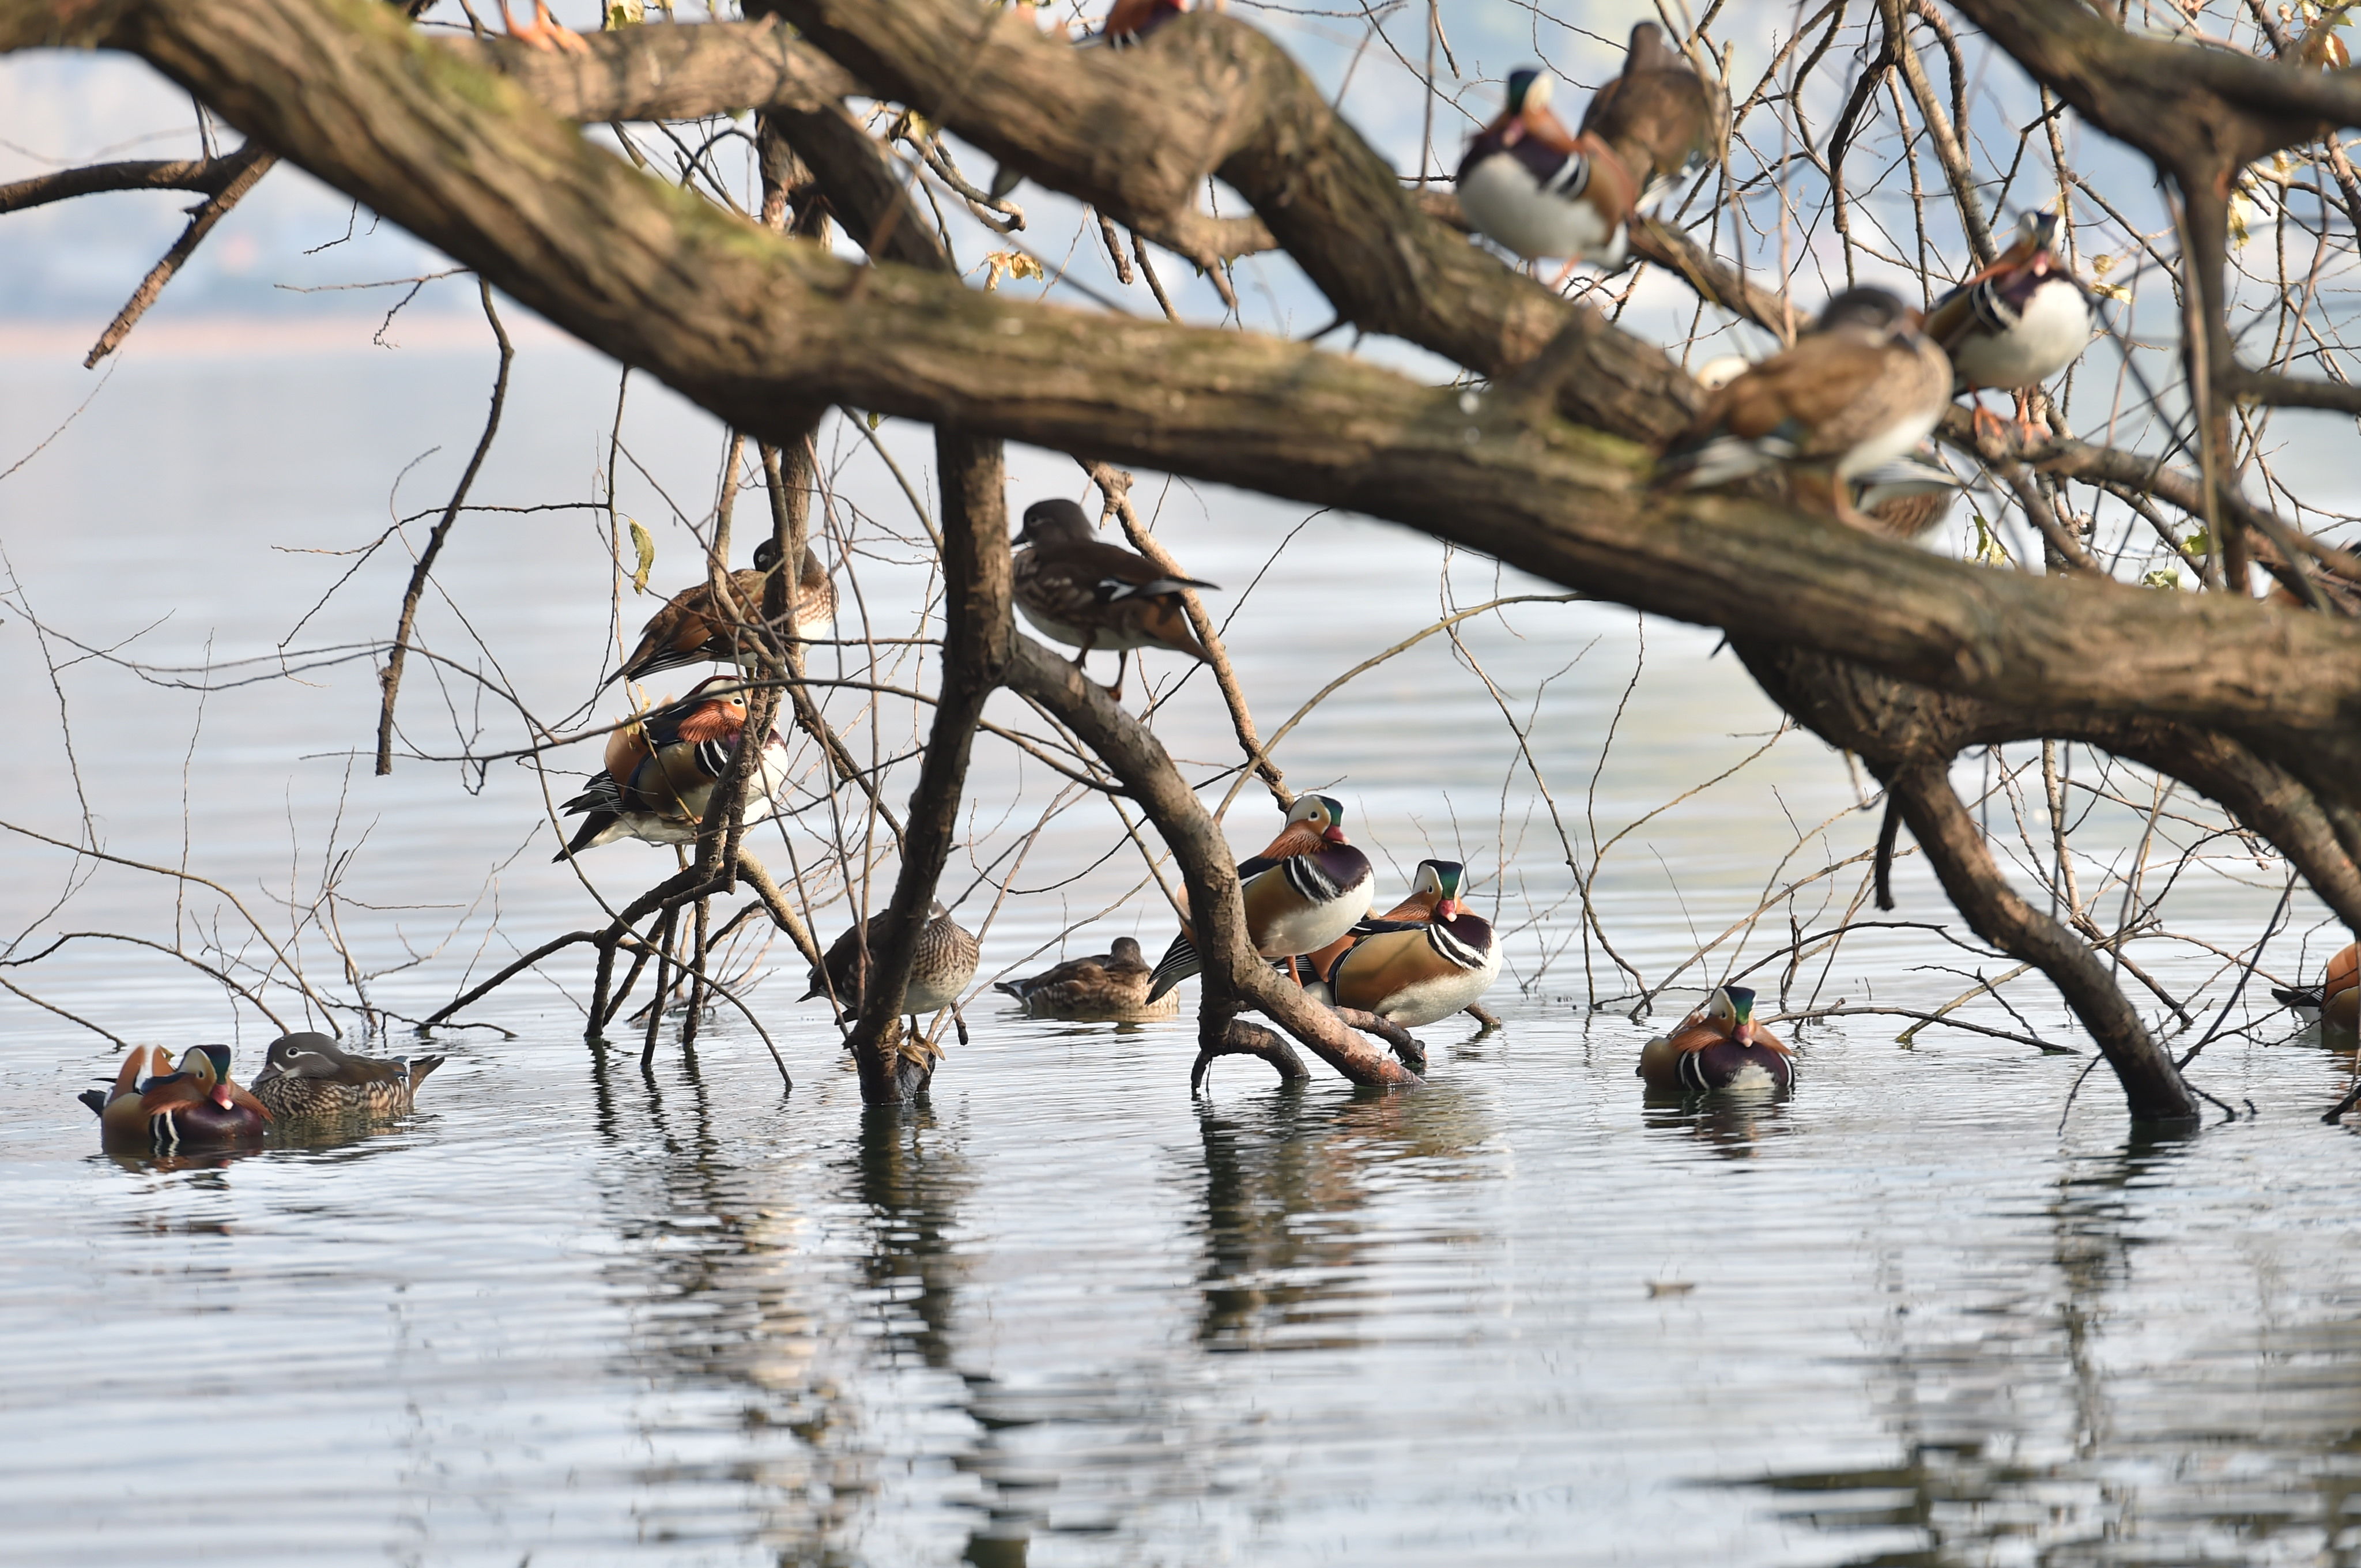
[4,337,2359,1566]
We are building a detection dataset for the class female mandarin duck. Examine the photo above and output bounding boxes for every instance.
[2273,940,2359,1037]
[556,675,789,860]
[1145,794,1375,1002]
[609,539,836,688]
[1314,861,1502,1028]
[1012,498,1219,702]
[1457,68,1641,285]
[1852,451,1964,541]
[1925,211,2095,444]
[1576,23,1721,208]
[82,1045,271,1152]
[247,1032,444,1120]
[995,935,1160,1017]
[1637,986,1796,1092]
[804,901,983,1043]
[1653,287,1952,532]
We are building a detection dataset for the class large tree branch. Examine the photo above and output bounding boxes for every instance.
[40,0,2355,779]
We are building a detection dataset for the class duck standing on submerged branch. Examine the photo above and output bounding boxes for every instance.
[806,902,982,1046]
[1012,497,1219,703]
[1146,794,1374,1002]
[1308,861,1503,1028]
[1638,986,1796,1092]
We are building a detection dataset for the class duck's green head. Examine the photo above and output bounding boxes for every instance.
[1506,67,1552,116]
[1715,985,1757,1045]
[1415,860,1467,917]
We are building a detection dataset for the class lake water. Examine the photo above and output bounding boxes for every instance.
[2,329,2356,1566]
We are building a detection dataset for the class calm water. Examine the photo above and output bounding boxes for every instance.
[3,333,2358,1566]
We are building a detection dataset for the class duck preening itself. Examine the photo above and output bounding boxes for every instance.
[608,539,835,689]
[80,1044,271,1152]
[1652,287,1952,533]
[1925,211,2095,444]
[1312,860,1503,1028]
[1145,794,1375,1003]
[1457,67,1640,284]
[1577,22,1721,208]
[1637,986,1796,1092]
[556,676,789,860]
[995,935,1162,1017]
[2273,941,2359,1036]
[1012,498,1217,702]
[805,901,982,1042]
[247,1032,444,1120]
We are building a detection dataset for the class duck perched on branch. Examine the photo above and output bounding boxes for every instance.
[1146,794,1374,1002]
[1926,211,2095,444]
[1637,986,1795,1092]
[1311,860,1502,1027]
[1653,287,1952,532]
[248,1032,444,1120]
[1457,68,1640,284]
[1012,497,1217,702]
[609,539,835,688]
[1577,22,1722,206]
[805,901,982,1043]
[556,676,788,860]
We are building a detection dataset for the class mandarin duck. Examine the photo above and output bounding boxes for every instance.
[1300,855,1459,982]
[1145,794,1375,1002]
[2273,940,2359,1037]
[497,0,586,52]
[804,900,982,1043]
[248,1032,444,1120]
[556,676,789,860]
[1636,985,1795,1092]
[1100,0,1221,46]
[1925,211,2095,443]
[994,934,1161,1017]
[1457,68,1642,285]
[1312,861,1502,1028]
[1653,287,1952,532]
[1578,22,1721,207]
[1013,498,1219,702]
[609,540,835,688]
[82,1045,273,1152]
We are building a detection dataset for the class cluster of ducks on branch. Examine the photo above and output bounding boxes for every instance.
[78,1034,443,1154]
[1457,27,2097,538]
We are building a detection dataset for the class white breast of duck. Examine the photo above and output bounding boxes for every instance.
[1950,273,2094,390]
[1254,848,1374,957]
[1359,917,1503,1028]
[1015,598,1164,654]
[1456,141,1628,269]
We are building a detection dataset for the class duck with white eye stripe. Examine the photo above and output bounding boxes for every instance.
[1012,497,1220,703]
[1925,210,2096,446]
[1145,794,1374,1002]
[247,1032,445,1120]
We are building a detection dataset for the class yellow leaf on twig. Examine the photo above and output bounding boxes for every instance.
[980,250,1047,291]
[627,517,655,595]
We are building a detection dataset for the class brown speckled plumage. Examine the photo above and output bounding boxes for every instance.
[248,1032,444,1120]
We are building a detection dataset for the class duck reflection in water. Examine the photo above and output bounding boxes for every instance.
[1190,1087,1491,1351]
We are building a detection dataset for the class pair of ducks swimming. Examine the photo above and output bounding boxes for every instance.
[79,1034,443,1154]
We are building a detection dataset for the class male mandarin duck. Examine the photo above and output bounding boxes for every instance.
[248,1032,444,1120]
[1457,68,1640,284]
[497,0,587,52]
[556,675,789,860]
[1925,211,2095,443]
[81,1045,272,1152]
[804,900,982,1042]
[1637,986,1796,1092]
[609,539,836,688]
[1577,22,1721,207]
[1312,861,1502,1028]
[1012,497,1219,702]
[995,935,1160,1016]
[2273,940,2359,1036]
[1300,856,1458,982]
[1145,794,1375,1002]
[1653,287,1952,532]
